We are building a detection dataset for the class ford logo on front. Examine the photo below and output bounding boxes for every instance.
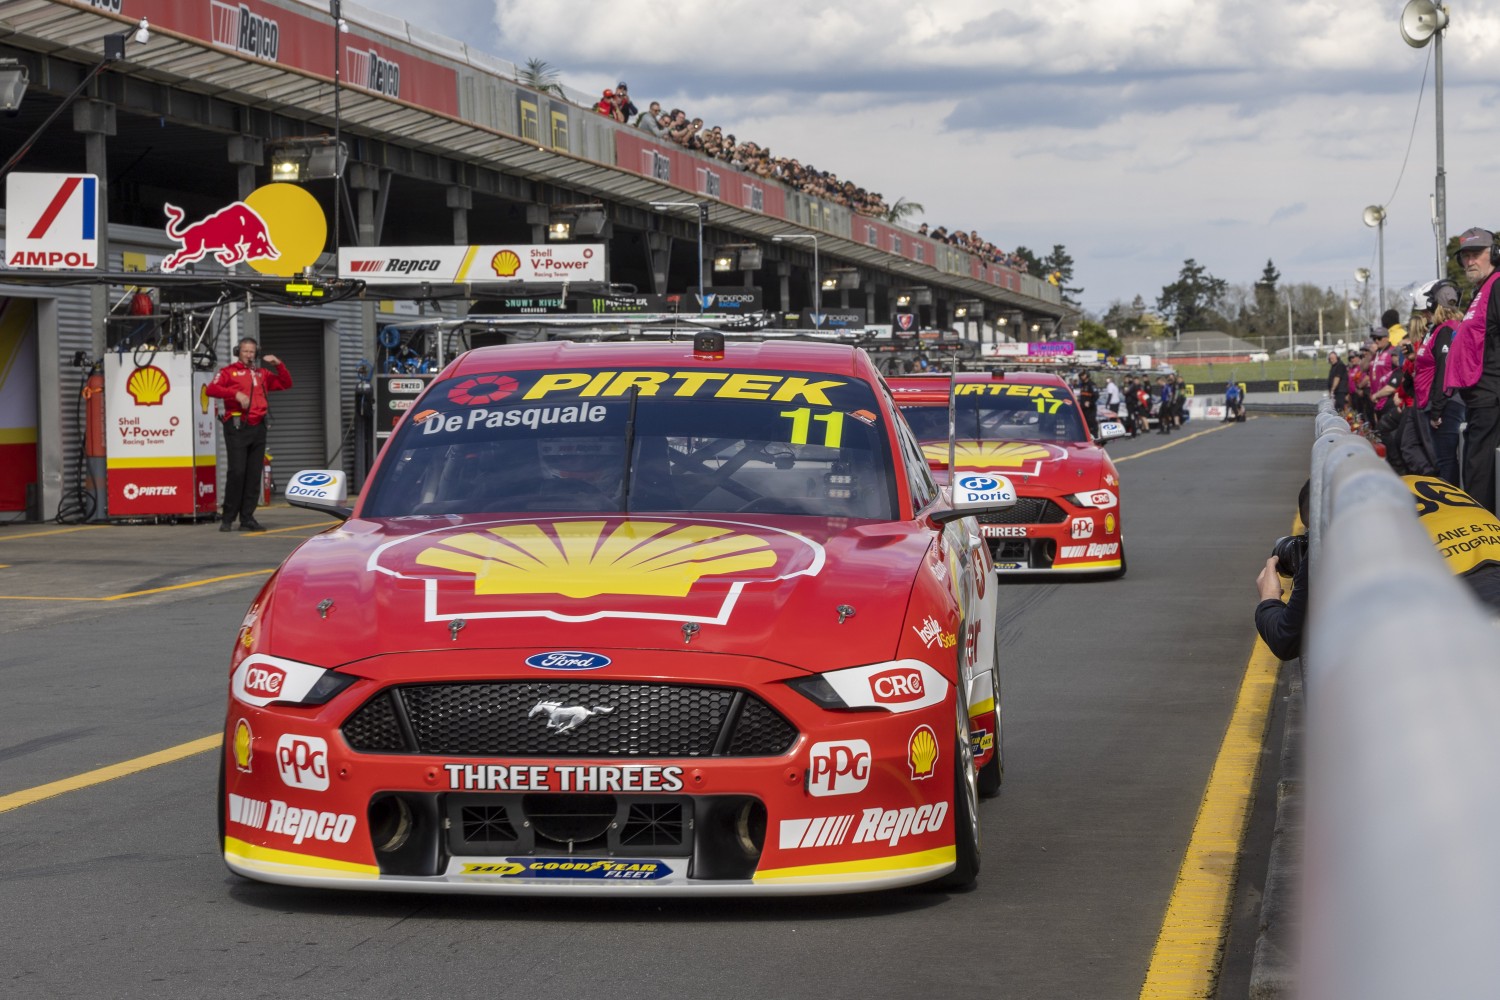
[525,651,611,671]
[296,472,333,487]
[958,475,999,491]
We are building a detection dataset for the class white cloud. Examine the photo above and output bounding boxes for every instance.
[353,0,1500,315]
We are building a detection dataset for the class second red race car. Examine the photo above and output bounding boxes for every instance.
[889,370,1126,577]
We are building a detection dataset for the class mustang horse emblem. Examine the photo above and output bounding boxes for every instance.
[529,701,615,733]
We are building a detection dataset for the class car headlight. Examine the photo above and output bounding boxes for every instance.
[787,659,949,713]
[230,653,357,708]
[1066,488,1118,509]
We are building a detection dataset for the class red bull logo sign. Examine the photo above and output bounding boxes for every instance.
[160,183,325,277]
[370,517,824,624]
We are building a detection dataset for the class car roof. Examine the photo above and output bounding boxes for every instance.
[447,339,870,378]
[888,369,1072,404]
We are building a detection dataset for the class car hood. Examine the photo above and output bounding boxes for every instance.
[255,514,933,674]
[922,437,1114,493]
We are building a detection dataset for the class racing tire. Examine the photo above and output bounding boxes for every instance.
[1105,547,1128,581]
[978,746,1003,798]
[938,706,982,890]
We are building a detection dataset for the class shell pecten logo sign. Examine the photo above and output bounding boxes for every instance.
[490,250,521,277]
[125,365,171,405]
[371,517,825,624]
[922,440,1065,471]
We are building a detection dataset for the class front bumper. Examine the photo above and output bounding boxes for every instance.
[222,672,960,895]
[975,491,1122,573]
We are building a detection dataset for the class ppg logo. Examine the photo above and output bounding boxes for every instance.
[808,740,871,797]
[959,476,999,491]
[295,472,333,487]
[276,734,329,791]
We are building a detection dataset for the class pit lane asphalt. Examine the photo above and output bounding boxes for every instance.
[0,416,1309,1000]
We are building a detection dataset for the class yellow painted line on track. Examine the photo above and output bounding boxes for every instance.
[1139,637,1283,998]
[0,568,273,602]
[0,525,107,542]
[1115,422,1234,464]
[0,734,219,815]
[252,522,329,537]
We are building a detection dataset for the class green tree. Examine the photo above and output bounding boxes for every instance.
[1254,259,1280,320]
[1074,318,1117,357]
[1011,246,1044,275]
[1042,243,1082,306]
[1156,259,1228,335]
[519,58,565,97]
[883,197,925,224]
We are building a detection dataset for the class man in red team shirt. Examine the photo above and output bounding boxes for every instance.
[206,337,291,532]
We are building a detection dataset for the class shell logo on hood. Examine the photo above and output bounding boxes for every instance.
[371,517,825,624]
[922,440,1066,473]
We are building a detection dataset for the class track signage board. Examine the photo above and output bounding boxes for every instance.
[339,245,606,284]
[4,174,99,269]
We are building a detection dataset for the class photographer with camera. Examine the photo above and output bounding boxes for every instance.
[1255,481,1310,661]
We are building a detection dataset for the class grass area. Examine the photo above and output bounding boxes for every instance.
[1170,358,1332,387]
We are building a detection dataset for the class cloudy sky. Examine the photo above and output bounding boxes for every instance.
[354,0,1500,323]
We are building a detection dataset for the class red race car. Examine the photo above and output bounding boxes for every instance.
[889,370,1126,577]
[221,334,1012,895]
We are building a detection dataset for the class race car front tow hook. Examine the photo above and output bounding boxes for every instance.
[837,604,856,624]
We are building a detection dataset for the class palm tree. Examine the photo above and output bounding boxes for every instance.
[883,197,925,225]
[519,58,564,97]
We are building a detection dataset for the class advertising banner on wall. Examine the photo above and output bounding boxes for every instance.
[0,299,39,511]
[338,245,606,284]
[105,353,218,519]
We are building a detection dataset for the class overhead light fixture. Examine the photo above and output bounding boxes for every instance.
[826,268,860,290]
[820,275,839,292]
[713,253,737,273]
[712,244,763,272]
[547,219,574,241]
[736,246,763,270]
[573,207,607,237]
[954,306,968,319]
[269,145,309,182]
[268,136,346,182]
[0,59,28,113]
[896,293,912,308]
[103,19,150,61]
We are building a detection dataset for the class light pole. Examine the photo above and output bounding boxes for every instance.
[650,201,710,312]
[1364,206,1386,315]
[1401,0,1450,274]
[772,233,819,325]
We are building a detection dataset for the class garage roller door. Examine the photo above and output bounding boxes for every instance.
[258,316,325,496]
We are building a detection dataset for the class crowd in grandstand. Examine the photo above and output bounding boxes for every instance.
[592,82,1030,274]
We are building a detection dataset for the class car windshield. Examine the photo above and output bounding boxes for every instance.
[899,383,1087,444]
[362,367,898,519]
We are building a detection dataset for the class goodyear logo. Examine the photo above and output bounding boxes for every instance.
[521,370,846,406]
[371,516,825,625]
[495,858,671,880]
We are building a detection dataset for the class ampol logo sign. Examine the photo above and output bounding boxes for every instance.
[4,174,99,269]
[160,183,325,277]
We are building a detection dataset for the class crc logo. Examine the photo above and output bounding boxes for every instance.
[276,734,329,791]
[808,739,870,797]
[869,667,925,706]
[294,472,333,488]
[958,475,999,492]
[243,665,286,699]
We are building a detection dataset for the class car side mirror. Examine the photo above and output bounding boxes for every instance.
[1095,421,1127,444]
[285,469,353,521]
[928,473,1017,526]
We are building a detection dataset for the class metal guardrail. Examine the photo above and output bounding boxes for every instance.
[1301,399,1500,999]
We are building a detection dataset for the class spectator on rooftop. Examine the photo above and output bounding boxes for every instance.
[614,82,638,120]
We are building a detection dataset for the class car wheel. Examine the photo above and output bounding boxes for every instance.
[978,739,1003,797]
[1106,546,1128,581]
[939,703,982,889]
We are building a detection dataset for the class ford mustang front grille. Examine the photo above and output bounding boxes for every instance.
[975,497,1067,525]
[342,682,797,758]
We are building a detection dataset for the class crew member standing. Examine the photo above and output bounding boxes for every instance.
[1446,227,1500,512]
[206,337,291,531]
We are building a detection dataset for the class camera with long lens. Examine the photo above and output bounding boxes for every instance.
[1271,534,1308,577]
